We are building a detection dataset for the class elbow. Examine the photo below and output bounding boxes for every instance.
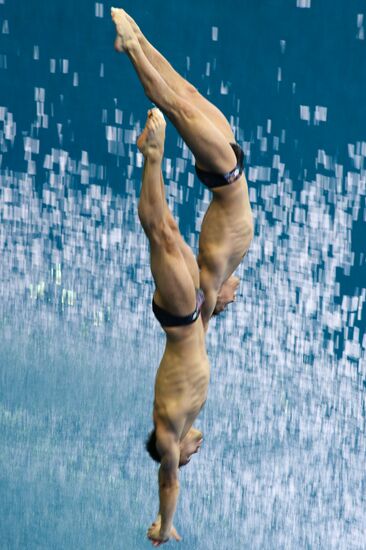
[159,471,179,492]
[159,477,179,491]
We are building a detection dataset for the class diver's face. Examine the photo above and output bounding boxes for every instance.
[213,296,228,314]
[213,276,240,315]
[179,429,203,467]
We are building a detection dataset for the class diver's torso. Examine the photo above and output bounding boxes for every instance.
[154,320,210,438]
[198,175,253,279]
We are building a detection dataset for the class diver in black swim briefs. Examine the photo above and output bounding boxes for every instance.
[111,7,253,332]
[152,288,205,327]
[195,142,245,189]
[136,108,209,546]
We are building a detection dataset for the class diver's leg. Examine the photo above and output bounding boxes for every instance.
[111,8,237,174]
[125,11,235,142]
[140,162,199,288]
[158,173,200,288]
[137,108,196,314]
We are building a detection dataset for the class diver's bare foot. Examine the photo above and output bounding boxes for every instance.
[111,7,138,52]
[137,108,166,161]
[124,12,143,41]
[214,276,240,314]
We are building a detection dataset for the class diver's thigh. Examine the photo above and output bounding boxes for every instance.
[149,239,197,315]
[167,97,237,174]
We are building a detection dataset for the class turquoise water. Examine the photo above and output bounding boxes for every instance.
[1,1,365,548]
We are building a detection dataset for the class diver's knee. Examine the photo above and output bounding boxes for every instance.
[170,95,197,123]
[159,222,178,254]
[165,213,179,234]
[138,208,164,242]
[180,83,199,100]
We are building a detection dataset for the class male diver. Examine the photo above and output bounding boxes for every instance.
[137,107,209,546]
[111,7,254,330]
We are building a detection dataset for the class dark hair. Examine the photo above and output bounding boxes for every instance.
[145,429,161,463]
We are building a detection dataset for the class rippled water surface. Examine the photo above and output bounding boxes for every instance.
[1,1,365,548]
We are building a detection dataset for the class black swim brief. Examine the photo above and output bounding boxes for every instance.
[195,142,244,189]
[152,289,205,328]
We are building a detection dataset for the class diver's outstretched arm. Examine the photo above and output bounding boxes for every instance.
[147,440,182,546]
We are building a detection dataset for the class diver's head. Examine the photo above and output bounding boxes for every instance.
[145,427,203,467]
[212,296,229,315]
[213,276,239,315]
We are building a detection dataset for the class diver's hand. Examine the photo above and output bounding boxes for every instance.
[147,515,165,547]
[147,516,181,546]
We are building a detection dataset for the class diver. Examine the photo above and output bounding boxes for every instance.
[111,7,254,330]
[137,107,209,546]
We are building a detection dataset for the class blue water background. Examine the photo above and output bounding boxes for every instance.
[0,0,365,548]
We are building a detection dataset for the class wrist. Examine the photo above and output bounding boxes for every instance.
[159,527,170,541]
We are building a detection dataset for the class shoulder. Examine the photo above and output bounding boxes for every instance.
[155,424,180,477]
[154,401,186,439]
[155,422,179,456]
